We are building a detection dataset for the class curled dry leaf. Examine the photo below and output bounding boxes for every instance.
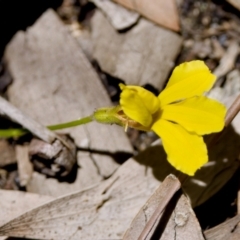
[29,136,77,177]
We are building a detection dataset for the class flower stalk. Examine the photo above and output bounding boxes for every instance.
[0,115,94,138]
[47,115,93,130]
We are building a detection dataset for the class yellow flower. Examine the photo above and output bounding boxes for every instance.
[119,61,226,176]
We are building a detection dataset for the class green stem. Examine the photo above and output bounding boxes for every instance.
[0,115,94,138]
[47,115,93,130]
[0,129,28,138]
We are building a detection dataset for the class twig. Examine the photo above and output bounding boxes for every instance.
[137,175,181,240]
[0,96,55,143]
[224,94,240,127]
[0,97,73,149]
[208,94,240,146]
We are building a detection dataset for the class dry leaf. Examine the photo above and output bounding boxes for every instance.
[227,0,240,11]
[111,0,180,31]
[90,0,139,30]
[0,190,54,226]
[0,178,127,239]
[90,10,182,90]
[0,157,162,239]
[204,214,240,240]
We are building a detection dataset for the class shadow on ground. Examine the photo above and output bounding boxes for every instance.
[132,125,240,229]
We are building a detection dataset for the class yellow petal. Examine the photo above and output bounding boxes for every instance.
[158,61,216,106]
[120,84,160,127]
[161,96,226,135]
[152,119,208,176]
